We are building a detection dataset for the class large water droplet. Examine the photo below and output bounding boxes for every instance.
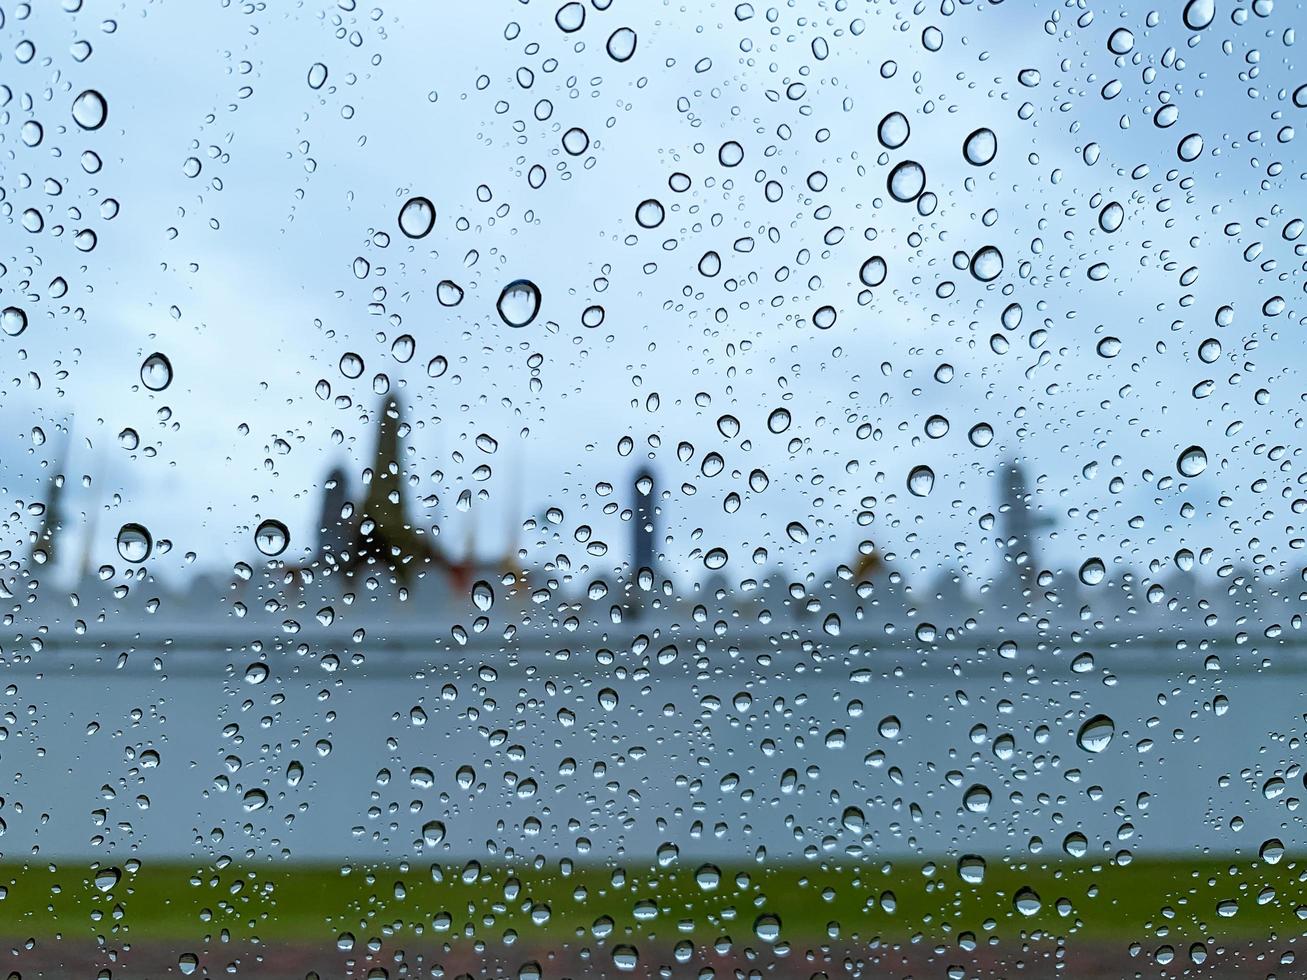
[907,464,935,497]
[1076,713,1115,752]
[140,352,173,391]
[1183,0,1215,30]
[963,783,991,813]
[1013,886,1042,916]
[877,111,910,149]
[1177,445,1207,477]
[606,27,637,62]
[398,196,436,239]
[116,523,153,563]
[957,854,986,884]
[962,127,997,166]
[1098,201,1124,232]
[859,255,887,287]
[1107,27,1135,55]
[1,306,28,337]
[255,519,290,557]
[635,198,665,228]
[497,279,541,327]
[71,89,107,130]
[887,160,926,202]
[1177,133,1204,162]
[970,245,1004,282]
[1078,557,1106,585]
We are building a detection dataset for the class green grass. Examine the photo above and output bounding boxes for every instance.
[2,856,1303,947]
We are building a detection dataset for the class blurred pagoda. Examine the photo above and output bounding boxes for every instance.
[313,397,448,586]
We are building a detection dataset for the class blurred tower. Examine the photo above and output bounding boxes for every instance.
[629,468,657,616]
[633,467,656,578]
[33,469,66,570]
[317,466,350,562]
[33,435,70,571]
[998,461,1053,593]
[348,397,438,584]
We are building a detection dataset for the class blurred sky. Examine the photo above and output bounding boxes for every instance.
[1,0,1303,592]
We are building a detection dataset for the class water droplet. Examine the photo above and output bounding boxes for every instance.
[887,160,926,202]
[71,89,107,130]
[1098,201,1124,232]
[472,579,494,611]
[962,127,997,166]
[422,820,446,846]
[555,2,585,31]
[178,953,199,975]
[436,279,464,306]
[968,422,994,447]
[497,279,541,327]
[1107,27,1135,55]
[877,111,910,149]
[970,245,1003,282]
[606,27,637,62]
[94,867,121,892]
[1076,714,1115,753]
[612,946,639,971]
[1078,557,1106,585]
[859,255,887,287]
[1183,0,1216,30]
[718,140,744,167]
[140,352,173,391]
[1,306,28,337]
[1260,838,1284,864]
[1013,886,1042,916]
[1063,832,1089,857]
[116,523,153,563]
[957,854,986,884]
[242,789,268,811]
[767,408,791,433]
[307,62,329,89]
[1177,133,1204,162]
[1177,445,1207,477]
[635,198,665,228]
[907,464,935,497]
[753,914,781,943]
[963,784,992,813]
[255,519,290,557]
[398,196,436,239]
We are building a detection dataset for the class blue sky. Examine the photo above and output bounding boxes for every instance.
[1,0,1303,596]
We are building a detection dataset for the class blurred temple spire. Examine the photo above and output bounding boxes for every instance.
[998,460,1054,593]
[630,466,657,615]
[633,466,656,577]
[32,430,71,571]
[346,396,440,584]
[317,465,351,562]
